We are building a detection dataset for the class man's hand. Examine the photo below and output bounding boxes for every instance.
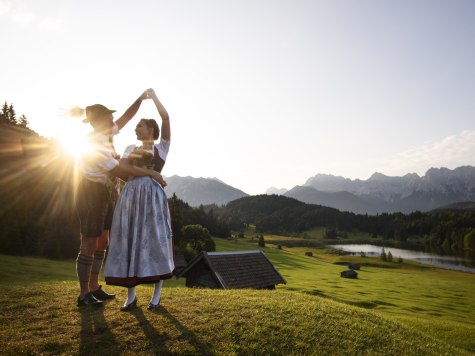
[141,88,154,100]
[152,171,167,187]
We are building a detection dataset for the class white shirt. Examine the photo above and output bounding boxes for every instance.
[79,124,120,184]
[122,138,170,163]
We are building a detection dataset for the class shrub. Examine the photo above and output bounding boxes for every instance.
[258,235,265,247]
[387,251,393,262]
[181,224,216,256]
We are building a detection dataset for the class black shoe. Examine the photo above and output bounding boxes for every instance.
[147,301,160,311]
[120,297,137,312]
[91,285,116,301]
[77,293,103,307]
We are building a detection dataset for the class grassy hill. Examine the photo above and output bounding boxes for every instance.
[1,237,474,355]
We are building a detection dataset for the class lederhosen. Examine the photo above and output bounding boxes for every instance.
[76,135,118,237]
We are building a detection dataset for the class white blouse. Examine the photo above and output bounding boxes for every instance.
[122,138,170,164]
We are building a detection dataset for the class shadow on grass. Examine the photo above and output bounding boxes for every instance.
[159,306,212,355]
[79,306,119,355]
[347,300,398,309]
[129,307,171,352]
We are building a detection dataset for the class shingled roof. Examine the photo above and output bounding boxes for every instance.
[177,250,286,289]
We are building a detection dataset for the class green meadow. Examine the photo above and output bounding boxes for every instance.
[0,235,474,355]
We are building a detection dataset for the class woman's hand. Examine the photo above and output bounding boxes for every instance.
[141,88,154,100]
[147,88,158,101]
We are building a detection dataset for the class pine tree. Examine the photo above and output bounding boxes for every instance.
[387,250,393,262]
[168,193,184,243]
[381,247,387,261]
[258,234,265,247]
[18,115,29,128]
[0,102,8,124]
[8,104,16,125]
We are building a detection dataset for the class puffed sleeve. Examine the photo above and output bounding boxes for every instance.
[122,145,136,159]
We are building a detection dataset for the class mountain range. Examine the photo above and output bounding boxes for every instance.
[285,166,475,214]
[165,166,475,214]
[163,175,248,206]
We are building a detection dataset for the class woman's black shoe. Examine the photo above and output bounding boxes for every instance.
[120,297,137,312]
[147,301,160,310]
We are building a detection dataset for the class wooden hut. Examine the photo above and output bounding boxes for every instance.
[176,250,286,289]
[174,255,188,275]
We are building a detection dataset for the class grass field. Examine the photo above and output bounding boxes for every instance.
[1,236,474,355]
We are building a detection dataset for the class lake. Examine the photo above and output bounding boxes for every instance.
[328,244,475,274]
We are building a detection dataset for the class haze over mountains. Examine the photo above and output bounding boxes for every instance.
[166,166,475,214]
[164,175,248,206]
[287,166,475,214]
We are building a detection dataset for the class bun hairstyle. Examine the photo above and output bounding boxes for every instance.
[141,119,160,140]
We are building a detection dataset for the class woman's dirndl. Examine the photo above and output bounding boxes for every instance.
[105,175,175,287]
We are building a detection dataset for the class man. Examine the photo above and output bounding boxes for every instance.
[76,89,166,306]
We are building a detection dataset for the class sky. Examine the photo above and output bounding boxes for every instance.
[1,0,474,195]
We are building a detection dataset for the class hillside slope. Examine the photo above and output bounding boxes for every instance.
[0,255,468,355]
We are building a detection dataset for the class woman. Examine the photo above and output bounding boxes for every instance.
[104,89,174,311]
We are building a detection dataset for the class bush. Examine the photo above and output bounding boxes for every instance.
[258,235,265,247]
[180,224,216,257]
[387,251,393,262]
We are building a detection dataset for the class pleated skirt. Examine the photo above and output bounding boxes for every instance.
[105,176,175,287]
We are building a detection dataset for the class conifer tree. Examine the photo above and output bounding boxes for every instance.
[168,193,184,246]
[0,102,8,124]
[387,250,393,262]
[258,234,265,247]
[8,104,16,125]
[18,115,29,128]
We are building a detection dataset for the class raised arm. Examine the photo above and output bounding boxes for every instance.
[149,89,170,141]
[114,89,151,131]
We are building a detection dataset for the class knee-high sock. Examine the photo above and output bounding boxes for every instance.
[150,280,163,305]
[76,253,93,283]
[91,250,106,276]
[125,287,136,306]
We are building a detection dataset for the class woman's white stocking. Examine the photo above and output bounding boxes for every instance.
[150,280,163,305]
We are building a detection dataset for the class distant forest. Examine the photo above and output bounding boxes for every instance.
[213,195,475,252]
[1,102,474,259]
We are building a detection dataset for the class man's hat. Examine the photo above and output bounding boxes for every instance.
[82,104,116,123]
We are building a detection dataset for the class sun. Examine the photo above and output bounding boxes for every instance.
[56,120,91,159]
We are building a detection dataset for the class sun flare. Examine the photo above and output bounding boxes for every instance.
[55,120,91,159]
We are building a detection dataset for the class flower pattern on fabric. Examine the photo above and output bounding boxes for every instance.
[104,176,175,287]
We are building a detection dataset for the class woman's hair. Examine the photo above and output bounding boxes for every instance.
[140,118,160,140]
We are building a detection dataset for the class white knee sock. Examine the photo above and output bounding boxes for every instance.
[150,280,163,305]
[125,287,136,306]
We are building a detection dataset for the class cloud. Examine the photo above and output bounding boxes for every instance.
[383,130,475,175]
[0,0,60,29]
[39,18,62,30]
[0,0,35,23]
[0,0,13,16]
